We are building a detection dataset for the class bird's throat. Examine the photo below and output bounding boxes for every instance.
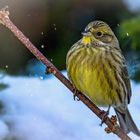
[82,36,92,45]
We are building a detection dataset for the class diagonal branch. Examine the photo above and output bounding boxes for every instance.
[0,7,131,140]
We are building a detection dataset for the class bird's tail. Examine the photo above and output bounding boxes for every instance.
[114,107,140,136]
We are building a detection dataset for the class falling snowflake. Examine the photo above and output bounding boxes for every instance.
[126,33,129,36]
[40,76,44,80]
[117,24,120,27]
[41,45,44,49]
[5,65,8,69]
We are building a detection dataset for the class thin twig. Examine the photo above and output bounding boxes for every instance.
[0,7,132,140]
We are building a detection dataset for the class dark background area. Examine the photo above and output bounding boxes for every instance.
[0,0,140,82]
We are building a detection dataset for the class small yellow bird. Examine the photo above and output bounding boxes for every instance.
[66,20,140,136]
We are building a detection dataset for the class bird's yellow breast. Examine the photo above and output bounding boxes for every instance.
[67,47,122,106]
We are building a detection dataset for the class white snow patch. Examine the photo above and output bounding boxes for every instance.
[0,72,139,140]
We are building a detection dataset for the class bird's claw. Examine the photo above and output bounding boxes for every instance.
[100,106,111,126]
[73,88,80,101]
[99,110,109,126]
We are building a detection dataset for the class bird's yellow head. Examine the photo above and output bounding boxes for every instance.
[81,21,118,47]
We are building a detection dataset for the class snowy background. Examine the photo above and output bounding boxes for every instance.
[0,72,140,140]
[0,0,139,140]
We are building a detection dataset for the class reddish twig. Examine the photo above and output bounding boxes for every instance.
[0,7,131,140]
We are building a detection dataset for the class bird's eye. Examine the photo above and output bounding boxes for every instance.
[96,31,103,37]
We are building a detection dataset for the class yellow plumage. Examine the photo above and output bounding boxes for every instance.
[67,46,121,106]
[82,36,91,44]
[66,21,140,136]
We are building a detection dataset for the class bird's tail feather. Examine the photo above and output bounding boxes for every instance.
[114,108,140,136]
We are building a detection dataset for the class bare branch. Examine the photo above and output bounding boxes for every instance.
[0,7,132,140]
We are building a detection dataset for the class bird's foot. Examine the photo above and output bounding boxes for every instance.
[99,110,108,126]
[73,88,80,101]
[99,106,111,126]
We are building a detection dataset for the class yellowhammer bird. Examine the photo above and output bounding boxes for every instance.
[66,20,140,136]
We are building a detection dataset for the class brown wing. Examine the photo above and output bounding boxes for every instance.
[122,62,132,104]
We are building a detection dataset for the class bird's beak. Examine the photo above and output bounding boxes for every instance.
[81,30,92,36]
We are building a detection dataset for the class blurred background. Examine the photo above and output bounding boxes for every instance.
[0,1,140,140]
[0,0,140,81]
